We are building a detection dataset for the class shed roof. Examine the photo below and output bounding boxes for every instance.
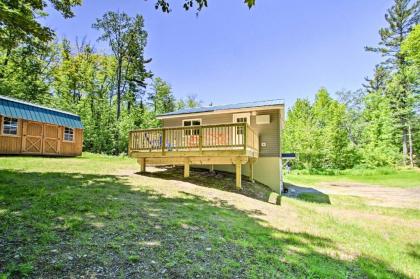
[0,95,83,129]
[158,99,284,118]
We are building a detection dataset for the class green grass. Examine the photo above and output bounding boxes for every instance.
[0,153,419,278]
[285,167,420,188]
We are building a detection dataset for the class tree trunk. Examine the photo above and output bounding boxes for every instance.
[408,123,414,168]
[402,127,408,166]
[116,57,123,120]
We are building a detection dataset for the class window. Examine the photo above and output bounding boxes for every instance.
[183,119,201,136]
[233,113,250,135]
[64,127,74,141]
[2,117,18,135]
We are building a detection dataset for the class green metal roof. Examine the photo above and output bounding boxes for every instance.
[158,99,284,118]
[0,95,83,129]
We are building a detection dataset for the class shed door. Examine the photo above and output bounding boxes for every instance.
[22,121,43,154]
[43,124,60,155]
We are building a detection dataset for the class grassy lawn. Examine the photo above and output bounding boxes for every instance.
[0,154,419,278]
[285,168,420,188]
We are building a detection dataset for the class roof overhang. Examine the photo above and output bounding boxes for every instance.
[157,104,284,120]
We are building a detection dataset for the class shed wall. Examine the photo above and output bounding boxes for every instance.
[0,115,83,156]
[0,118,22,154]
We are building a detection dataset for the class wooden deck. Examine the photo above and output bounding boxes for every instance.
[128,123,259,189]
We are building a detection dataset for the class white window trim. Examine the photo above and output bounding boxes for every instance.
[182,119,202,136]
[1,116,20,137]
[233,113,251,125]
[63,127,75,143]
[182,119,202,127]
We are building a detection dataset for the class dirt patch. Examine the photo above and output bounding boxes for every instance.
[128,166,275,203]
[316,182,420,209]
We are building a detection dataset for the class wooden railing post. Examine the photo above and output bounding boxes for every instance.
[199,126,203,153]
[129,123,260,155]
[128,131,132,156]
[161,128,166,155]
[243,123,247,152]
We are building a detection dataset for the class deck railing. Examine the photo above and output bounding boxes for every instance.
[129,123,259,155]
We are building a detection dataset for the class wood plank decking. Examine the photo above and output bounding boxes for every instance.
[129,123,259,189]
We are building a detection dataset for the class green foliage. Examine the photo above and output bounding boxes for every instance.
[148,77,176,115]
[176,94,203,110]
[402,24,420,68]
[361,90,400,166]
[365,0,419,166]
[365,0,419,68]
[154,0,256,13]
[283,88,355,169]
[0,41,57,104]
[93,11,152,120]
[0,0,82,48]
[285,0,419,170]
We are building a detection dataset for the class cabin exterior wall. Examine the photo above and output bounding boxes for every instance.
[162,108,281,157]
[163,108,282,191]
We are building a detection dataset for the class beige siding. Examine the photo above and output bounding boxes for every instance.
[162,108,281,157]
[198,157,281,191]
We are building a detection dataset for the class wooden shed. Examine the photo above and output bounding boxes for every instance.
[0,95,83,156]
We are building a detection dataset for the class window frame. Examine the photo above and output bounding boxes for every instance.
[232,113,251,125]
[182,119,202,136]
[233,113,250,135]
[63,127,75,142]
[1,116,19,137]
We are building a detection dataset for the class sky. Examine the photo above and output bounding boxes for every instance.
[42,0,393,109]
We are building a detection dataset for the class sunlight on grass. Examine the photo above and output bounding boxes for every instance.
[285,167,420,188]
[0,154,419,278]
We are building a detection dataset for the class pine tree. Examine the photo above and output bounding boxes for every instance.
[93,12,152,120]
[366,0,419,166]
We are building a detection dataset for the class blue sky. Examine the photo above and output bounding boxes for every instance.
[43,0,392,109]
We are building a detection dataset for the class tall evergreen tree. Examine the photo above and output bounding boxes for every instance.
[93,11,152,120]
[366,0,419,166]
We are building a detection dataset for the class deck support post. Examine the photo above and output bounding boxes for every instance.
[249,159,254,183]
[138,158,146,173]
[184,158,190,178]
[235,159,242,190]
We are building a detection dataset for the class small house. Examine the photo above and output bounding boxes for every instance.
[0,95,83,156]
[129,99,285,192]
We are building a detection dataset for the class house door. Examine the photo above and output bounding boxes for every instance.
[233,113,250,145]
[22,121,43,154]
[43,124,60,155]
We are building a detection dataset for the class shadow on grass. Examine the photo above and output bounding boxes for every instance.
[284,182,331,204]
[408,243,420,261]
[139,166,274,203]
[0,169,409,278]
